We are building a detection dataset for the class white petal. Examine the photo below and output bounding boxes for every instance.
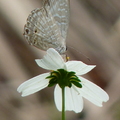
[35,48,66,70]
[66,61,96,75]
[54,85,62,111]
[77,76,109,107]
[65,86,84,113]
[17,73,50,97]
[54,84,83,113]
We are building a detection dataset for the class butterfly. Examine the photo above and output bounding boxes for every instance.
[23,0,70,54]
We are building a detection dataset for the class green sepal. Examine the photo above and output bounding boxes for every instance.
[49,78,57,83]
[46,69,82,89]
[48,82,56,87]
[46,75,54,79]
[70,77,81,82]
[72,81,82,88]
[51,71,61,78]
[46,75,57,80]
[46,75,58,87]
[67,71,76,78]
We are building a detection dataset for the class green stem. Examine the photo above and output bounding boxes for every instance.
[62,87,65,120]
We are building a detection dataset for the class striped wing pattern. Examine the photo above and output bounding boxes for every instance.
[24,0,69,54]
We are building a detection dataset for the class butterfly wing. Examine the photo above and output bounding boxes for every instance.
[44,0,70,40]
[24,0,69,54]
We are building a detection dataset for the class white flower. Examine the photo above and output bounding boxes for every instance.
[17,48,109,113]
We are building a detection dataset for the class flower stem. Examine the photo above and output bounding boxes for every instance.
[62,87,65,120]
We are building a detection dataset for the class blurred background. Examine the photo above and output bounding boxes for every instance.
[0,0,120,120]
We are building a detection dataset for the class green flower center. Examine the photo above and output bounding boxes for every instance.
[46,69,82,89]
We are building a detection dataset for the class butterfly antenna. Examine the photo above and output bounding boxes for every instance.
[67,46,91,61]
